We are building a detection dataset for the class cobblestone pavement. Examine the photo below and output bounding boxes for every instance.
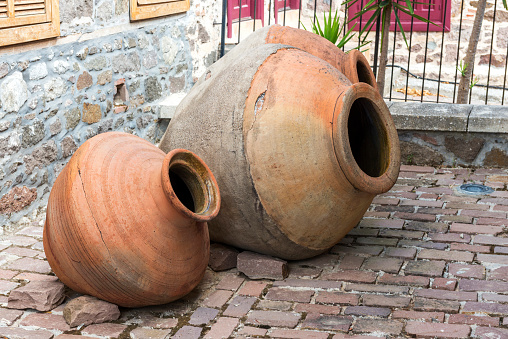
[1,165,508,338]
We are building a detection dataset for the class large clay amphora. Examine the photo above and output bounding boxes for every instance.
[43,132,220,307]
[159,32,400,260]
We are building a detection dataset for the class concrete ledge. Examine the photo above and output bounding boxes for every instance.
[390,101,508,134]
[159,93,187,119]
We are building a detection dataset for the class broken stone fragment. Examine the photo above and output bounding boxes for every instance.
[7,280,65,311]
[237,251,288,280]
[209,243,239,271]
[63,295,120,327]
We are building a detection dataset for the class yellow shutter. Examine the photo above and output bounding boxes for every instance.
[130,0,189,21]
[0,0,59,47]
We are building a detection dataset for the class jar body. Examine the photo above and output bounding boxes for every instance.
[44,132,220,307]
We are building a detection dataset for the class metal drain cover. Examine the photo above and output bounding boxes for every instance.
[457,183,494,195]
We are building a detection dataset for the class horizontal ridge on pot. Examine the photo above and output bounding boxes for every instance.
[44,132,220,307]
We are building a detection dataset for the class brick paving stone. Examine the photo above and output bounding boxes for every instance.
[32,242,45,251]
[237,326,267,336]
[405,221,448,233]
[364,211,390,218]
[392,310,444,322]
[288,266,322,278]
[393,212,436,222]
[450,243,491,253]
[414,297,460,313]
[348,228,380,237]
[0,308,23,325]
[375,205,415,213]
[401,165,435,173]
[362,294,411,308]
[55,335,95,339]
[302,313,353,331]
[442,194,478,203]
[488,266,508,281]
[131,327,176,339]
[16,226,44,238]
[463,302,508,315]
[238,281,267,297]
[477,217,508,226]
[372,197,400,205]
[448,314,500,327]
[427,233,471,243]
[446,202,490,210]
[137,316,178,329]
[414,288,477,301]
[5,236,38,247]
[449,263,485,279]
[0,268,18,280]
[269,328,329,339]
[338,255,365,270]
[273,278,342,289]
[294,303,341,314]
[461,209,506,218]
[0,280,19,294]
[418,207,457,215]
[173,326,203,339]
[265,287,314,302]
[215,274,244,291]
[494,246,508,254]
[377,274,430,287]
[82,323,127,337]
[416,187,453,194]
[257,300,292,311]
[405,260,446,277]
[401,200,444,207]
[245,310,300,328]
[474,235,508,246]
[344,306,391,317]
[459,279,508,292]
[14,272,59,282]
[188,307,219,325]
[4,246,40,257]
[330,245,384,256]
[355,237,398,246]
[333,334,386,339]
[362,257,403,273]
[418,248,474,262]
[405,321,471,338]
[204,317,239,339]
[432,278,457,290]
[399,239,448,250]
[345,283,409,294]
[378,229,424,239]
[385,247,417,259]
[474,327,508,338]
[315,291,359,305]
[20,312,71,331]
[321,270,376,283]
[419,193,439,200]
[223,296,256,317]
[6,257,51,274]
[449,222,503,235]
[0,327,54,339]
[440,215,473,223]
[352,319,403,335]
[357,219,404,229]
[203,290,233,308]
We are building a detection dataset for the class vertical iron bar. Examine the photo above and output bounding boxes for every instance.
[298,0,302,28]
[358,0,364,49]
[453,0,465,103]
[436,0,448,102]
[220,0,227,57]
[389,9,397,101]
[269,0,272,25]
[253,0,257,32]
[420,0,432,103]
[373,15,382,78]
[485,0,497,104]
[238,0,242,44]
[502,42,508,105]
[405,15,415,102]
[469,62,475,104]
[342,0,347,51]
[314,0,318,25]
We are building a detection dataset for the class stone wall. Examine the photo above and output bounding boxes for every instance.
[0,0,221,232]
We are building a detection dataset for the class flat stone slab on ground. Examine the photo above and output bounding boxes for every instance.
[208,243,239,271]
[7,280,64,311]
[63,295,120,327]
[237,251,288,280]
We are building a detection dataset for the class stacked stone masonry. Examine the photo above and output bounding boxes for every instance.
[0,165,506,338]
[0,0,221,231]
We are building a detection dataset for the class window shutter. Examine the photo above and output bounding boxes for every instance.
[0,0,59,46]
[130,0,190,21]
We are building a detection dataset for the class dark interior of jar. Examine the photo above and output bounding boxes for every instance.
[357,60,375,87]
[168,165,205,213]
[347,97,390,178]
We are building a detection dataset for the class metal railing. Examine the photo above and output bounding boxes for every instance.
[219,0,508,105]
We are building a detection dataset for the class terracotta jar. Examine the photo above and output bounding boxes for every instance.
[159,35,400,260]
[43,132,220,307]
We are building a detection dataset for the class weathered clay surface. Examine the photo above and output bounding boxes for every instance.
[63,295,120,327]
[7,281,65,311]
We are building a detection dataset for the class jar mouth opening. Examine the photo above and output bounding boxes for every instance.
[333,82,400,194]
[162,150,220,221]
[347,50,378,90]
